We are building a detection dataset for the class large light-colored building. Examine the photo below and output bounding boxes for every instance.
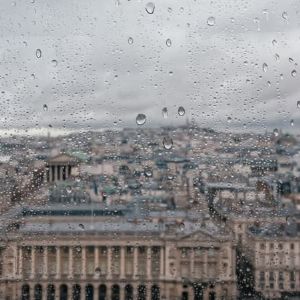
[0,205,237,300]
[246,223,300,299]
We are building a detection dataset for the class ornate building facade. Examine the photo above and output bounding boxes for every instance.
[247,224,300,299]
[0,205,237,300]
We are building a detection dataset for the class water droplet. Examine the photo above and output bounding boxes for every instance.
[163,137,173,150]
[66,186,72,193]
[291,70,297,77]
[162,107,168,118]
[95,267,101,276]
[78,224,85,230]
[262,63,268,72]
[144,167,153,177]
[297,101,300,108]
[272,39,277,46]
[227,116,232,123]
[167,174,174,180]
[178,222,185,231]
[43,104,48,111]
[128,37,134,45]
[273,128,279,137]
[282,11,288,20]
[207,16,215,26]
[274,53,280,61]
[178,106,185,116]
[36,49,42,58]
[290,119,294,126]
[262,9,269,20]
[136,113,146,125]
[166,38,172,47]
[51,59,58,67]
[145,2,155,14]
[289,57,294,63]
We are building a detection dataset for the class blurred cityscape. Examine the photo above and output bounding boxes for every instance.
[0,124,300,300]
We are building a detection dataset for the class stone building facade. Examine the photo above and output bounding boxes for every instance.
[0,206,237,300]
[246,224,300,299]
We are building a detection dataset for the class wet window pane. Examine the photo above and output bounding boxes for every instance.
[0,0,300,299]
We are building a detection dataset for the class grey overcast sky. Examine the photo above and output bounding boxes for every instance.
[0,0,300,135]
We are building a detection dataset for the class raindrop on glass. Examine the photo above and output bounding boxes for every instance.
[227,116,232,123]
[273,128,279,137]
[274,53,280,61]
[43,104,48,111]
[289,57,294,63]
[66,186,72,194]
[282,11,288,20]
[51,59,58,67]
[163,137,173,150]
[272,39,277,46]
[136,113,146,125]
[162,107,168,118]
[166,38,172,47]
[36,49,42,58]
[262,63,268,72]
[291,70,297,77]
[128,37,134,45]
[286,216,294,226]
[95,267,101,276]
[297,101,300,108]
[145,2,155,14]
[207,16,215,26]
[144,167,153,177]
[178,106,185,116]
[78,224,85,230]
[178,222,185,231]
[290,119,294,127]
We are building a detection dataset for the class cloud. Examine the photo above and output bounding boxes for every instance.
[0,0,299,134]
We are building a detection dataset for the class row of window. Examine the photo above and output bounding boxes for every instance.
[259,271,297,281]
[21,283,160,300]
[259,242,297,251]
[258,271,299,290]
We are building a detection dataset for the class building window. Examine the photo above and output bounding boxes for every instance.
[290,283,295,289]
[290,271,295,282]
[279,272,284,281]
[279,282,284,290]
[259,271,265,289]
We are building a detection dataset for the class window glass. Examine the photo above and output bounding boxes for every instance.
[0,0,299,299]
